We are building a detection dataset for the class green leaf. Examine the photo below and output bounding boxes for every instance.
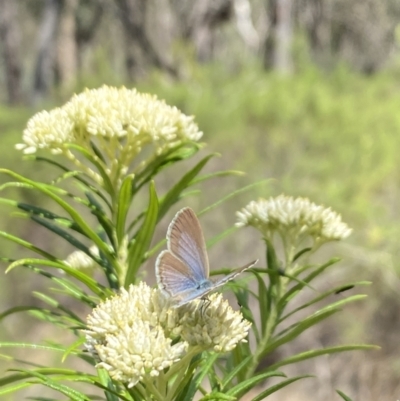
[199,180,270,216]
[198,393,236,401]
[0,382,32,395]
[6,259,105,296]
[158,154,215,220]
[0,169,115,265]
[226,370,286,398]
[132,143,201,194]
[279,281,371,322]
[125,182,159,286]
[292,247,312,262]
[250,375,313,401]
[0,343,67,354]
[116,174,134,243]
[190,169,244,185]
[62,338,86,363]
[220,355,253,389]
[336,389,354,401]
[32,156,112,209]
[65,144,114,196]
[267,344,379,371]
[175,354,217,401]
[265,238,280,272]
[14,369,92,401]
[252,270,270,338]
[206,226,237,249]
[0,230,59,261]
[262,309,340,357]
[96,368,120,401]
[278,258,340,308]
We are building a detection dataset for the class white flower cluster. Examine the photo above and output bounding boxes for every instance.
[17,86,202,155]
[179,293,251,352]
[85,283,187,388]
[85,283,250,387]
[236,194,352,243]
[16,86,203,186]
[65,246,99,273]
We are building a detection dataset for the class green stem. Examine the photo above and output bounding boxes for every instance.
[142,377,164,401]
[134,382,151,401]
[164,347,202,401]
[245,271,289,379]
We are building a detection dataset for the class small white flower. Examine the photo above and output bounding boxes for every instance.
[84,283,187,388]
[236,194,352,243]
[16,108,74,154]
[178,293,251,352]
[65,246,99,273]
[17,86,203,188]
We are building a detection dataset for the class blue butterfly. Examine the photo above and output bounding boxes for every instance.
[156,207,257,307]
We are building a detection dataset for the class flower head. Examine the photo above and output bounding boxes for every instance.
[178,293,251,352]
[65,246,99,273]
[85,283,250,387]
[236,195,352,245]
[17,86,203,188]
[84,283,187,388]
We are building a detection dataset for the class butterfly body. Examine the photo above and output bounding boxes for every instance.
[156,207,257,307]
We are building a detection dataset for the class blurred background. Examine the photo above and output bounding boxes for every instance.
[1,0,400,400]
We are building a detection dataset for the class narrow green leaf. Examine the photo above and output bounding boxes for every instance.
[33,156,112,209]
[262,309,340,357]
[96,368,120,401]
[280,282,371,322]
[336,389,354,401]
[190,169,245,185]
[116,174,134,243]
[206,226,237,249]
[0,231,59,261]
[267,344,379,371]
[198,393,236,401]
[132,143,201,194]
[252,270,269,338]
[158,154,215,219]
[29,215,95,257]
[175,354,217,401]
[62,338,86,363]
[0,169,115,265]
[6,259,104,296]
[84,192,115,248]
[250,375,313,401]
[0,343,66,353]
[27,374,91,401]
[292,247,312,262]
[125,182,159,286]
[0,306,46,321]
[221,355,253,389]
[226,371,286,397]
[0,382,31,395]
[65,144,114,196]
[278,258,340,308]
[199,180,270,216]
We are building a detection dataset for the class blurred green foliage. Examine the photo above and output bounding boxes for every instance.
[2,63,400,261]
[138,65,400,255]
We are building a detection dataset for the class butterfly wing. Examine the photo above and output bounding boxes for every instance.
[166,207,209,282]
[210,259,258,290]
[155,250,212,306]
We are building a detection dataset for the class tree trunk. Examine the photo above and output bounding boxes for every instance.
[33,0,62,104]
[0,0,22,104]
[188,0,233,62]
[57,0,78,91]
[264,0,293,73]
[115,0,176,80]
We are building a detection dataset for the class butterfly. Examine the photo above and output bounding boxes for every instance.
[155,207,258,307]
